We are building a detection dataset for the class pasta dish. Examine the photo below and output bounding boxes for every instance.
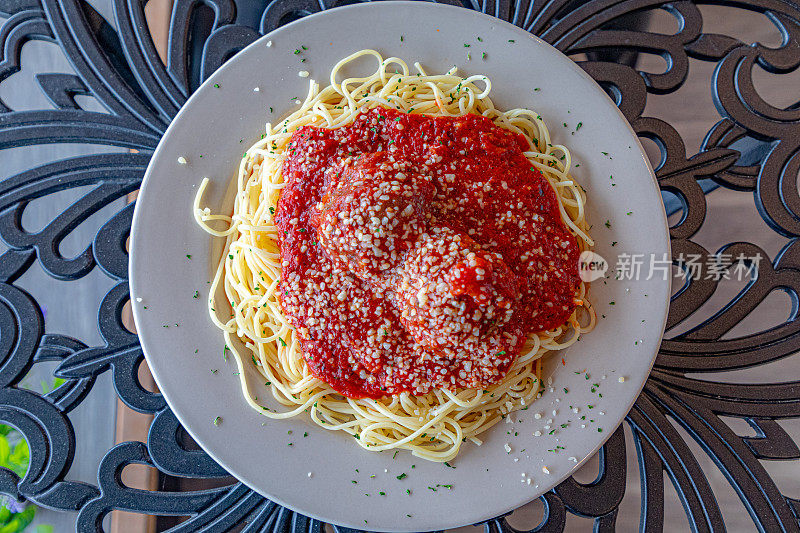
[194,50,594,462]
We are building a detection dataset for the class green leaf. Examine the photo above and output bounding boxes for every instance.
[16,506,34,526]
[8,440,28,478]
[10,440,28,464]
[40,378,65,394]
[35,525,54,533]
[0,506,34,533]
[0,426,10,437]
[0,436,10,468]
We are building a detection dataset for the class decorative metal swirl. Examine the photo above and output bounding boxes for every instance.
[0,0,798,530]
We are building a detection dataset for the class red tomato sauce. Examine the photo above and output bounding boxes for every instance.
[276,107,579,399]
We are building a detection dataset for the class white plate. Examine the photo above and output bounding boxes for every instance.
[129,3,670,531]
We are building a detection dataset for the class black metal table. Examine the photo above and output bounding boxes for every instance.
[1,0,799,531]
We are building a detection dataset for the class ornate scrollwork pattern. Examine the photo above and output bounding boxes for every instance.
[0,0,798,530]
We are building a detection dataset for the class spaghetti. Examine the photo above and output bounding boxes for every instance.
[194,50,595,462]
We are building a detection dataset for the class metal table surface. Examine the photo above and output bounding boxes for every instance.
[0,0,799,531]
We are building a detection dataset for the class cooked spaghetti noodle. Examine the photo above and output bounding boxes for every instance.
[194,50,595,462]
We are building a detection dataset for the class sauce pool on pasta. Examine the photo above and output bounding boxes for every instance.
[194,49,595,461]
[277,107,580,398]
